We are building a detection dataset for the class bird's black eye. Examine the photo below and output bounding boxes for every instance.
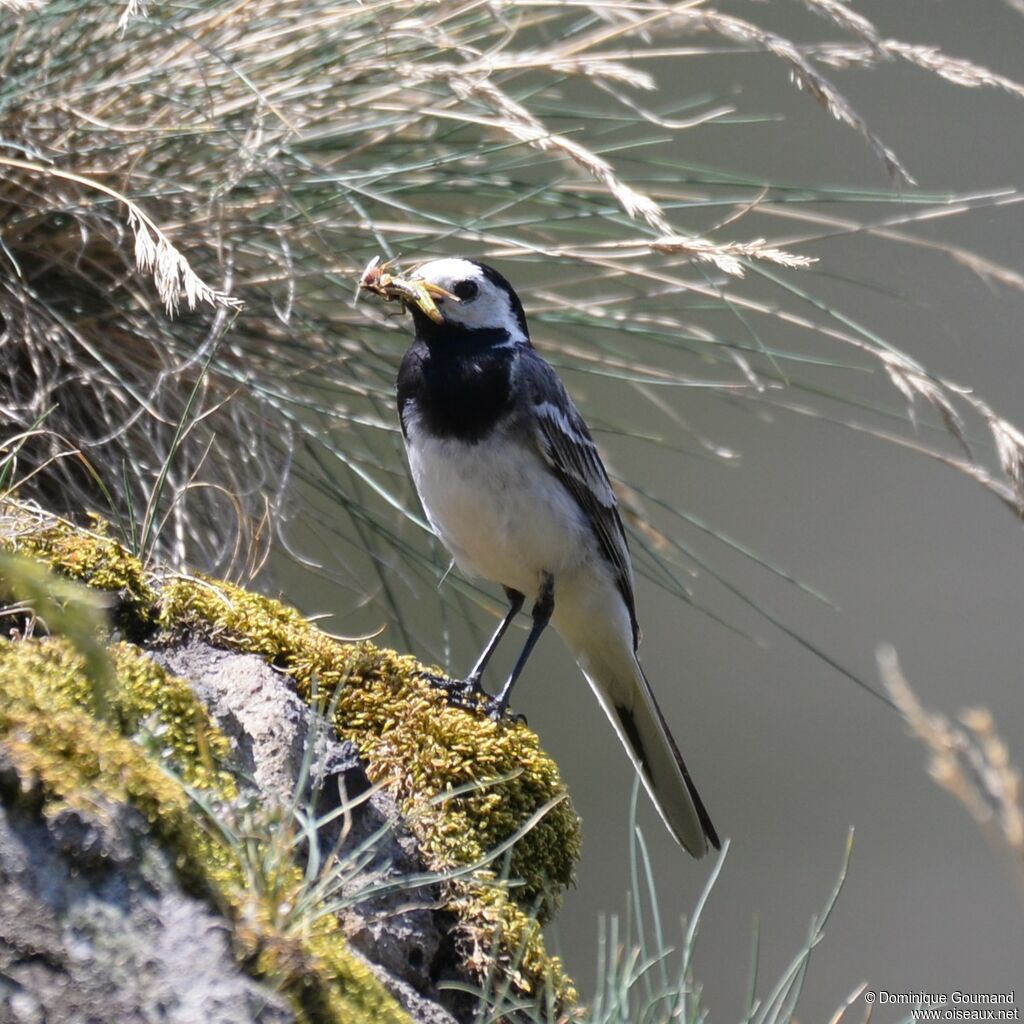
[451,279,479,301]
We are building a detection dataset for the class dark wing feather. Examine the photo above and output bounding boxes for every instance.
[521,350,640,648]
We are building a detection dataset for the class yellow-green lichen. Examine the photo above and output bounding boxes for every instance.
[1,509,582,1008]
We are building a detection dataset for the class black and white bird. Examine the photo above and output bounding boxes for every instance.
[361,256,719,858]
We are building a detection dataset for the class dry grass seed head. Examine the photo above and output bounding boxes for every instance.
[879,646,1024,872]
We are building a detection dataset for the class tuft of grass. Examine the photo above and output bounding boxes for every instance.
[3,0,1024,661]
[444,780,860,1024]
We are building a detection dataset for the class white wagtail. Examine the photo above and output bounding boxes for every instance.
[360,256,719,857]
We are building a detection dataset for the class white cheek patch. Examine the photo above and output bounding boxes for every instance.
[453,288,510,327]
[445,287,525,342]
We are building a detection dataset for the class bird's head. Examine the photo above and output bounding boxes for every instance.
[360,257,529,346]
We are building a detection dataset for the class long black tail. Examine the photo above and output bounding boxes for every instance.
[587,656,719,857]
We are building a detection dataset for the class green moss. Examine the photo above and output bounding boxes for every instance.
[250,925,413,1024]
[453,886,576,1004]
[0,621,232,796]
[109,642,236,794]
[1,509,582,1009]
[1,514,156,633]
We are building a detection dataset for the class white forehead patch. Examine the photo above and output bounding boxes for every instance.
[411,258,528,342]
[412,258,483,288]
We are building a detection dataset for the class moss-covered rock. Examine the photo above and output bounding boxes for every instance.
[0,504,582,1013]
[0,635,236,898]
[160,573,580,1006]
[0,629,413,1024]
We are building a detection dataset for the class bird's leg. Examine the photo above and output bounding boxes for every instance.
[422,588,524,703]
[465,587,525,694]
[487,574,554,722]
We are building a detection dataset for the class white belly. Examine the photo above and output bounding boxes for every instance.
[405,420,595,598]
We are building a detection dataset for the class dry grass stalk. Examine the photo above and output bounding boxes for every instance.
[810,41,1024,100]
[990,417,1024,498]
[439,71,672,233]
[876,351,968,453]
[0,155,238,314]
[878,646,1024,890]
[828,984,870,1024]
[676,8,914,182]
[534,233,816,275]
[117,0,144,35]
[963,397,1024,512]
[128,208,240,316]
[650,235,817,276]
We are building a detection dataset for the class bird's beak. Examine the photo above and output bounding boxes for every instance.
[406,280,457,324]
[358,258,457,324]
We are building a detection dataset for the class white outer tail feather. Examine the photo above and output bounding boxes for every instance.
[580,657,719,858]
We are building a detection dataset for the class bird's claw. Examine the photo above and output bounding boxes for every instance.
[418,670,483,709]
[485,698,527,726]
[417,668,460,691]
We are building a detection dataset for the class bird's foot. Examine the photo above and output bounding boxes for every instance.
[419,671,526,724]
[418,670,484,709]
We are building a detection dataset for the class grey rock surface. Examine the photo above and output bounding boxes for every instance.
[157,639,314,801]
[0,796,292,1024]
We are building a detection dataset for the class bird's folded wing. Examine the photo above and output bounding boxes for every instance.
[525,353,639,647]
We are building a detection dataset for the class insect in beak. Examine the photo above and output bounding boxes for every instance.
[358,257,458,324]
